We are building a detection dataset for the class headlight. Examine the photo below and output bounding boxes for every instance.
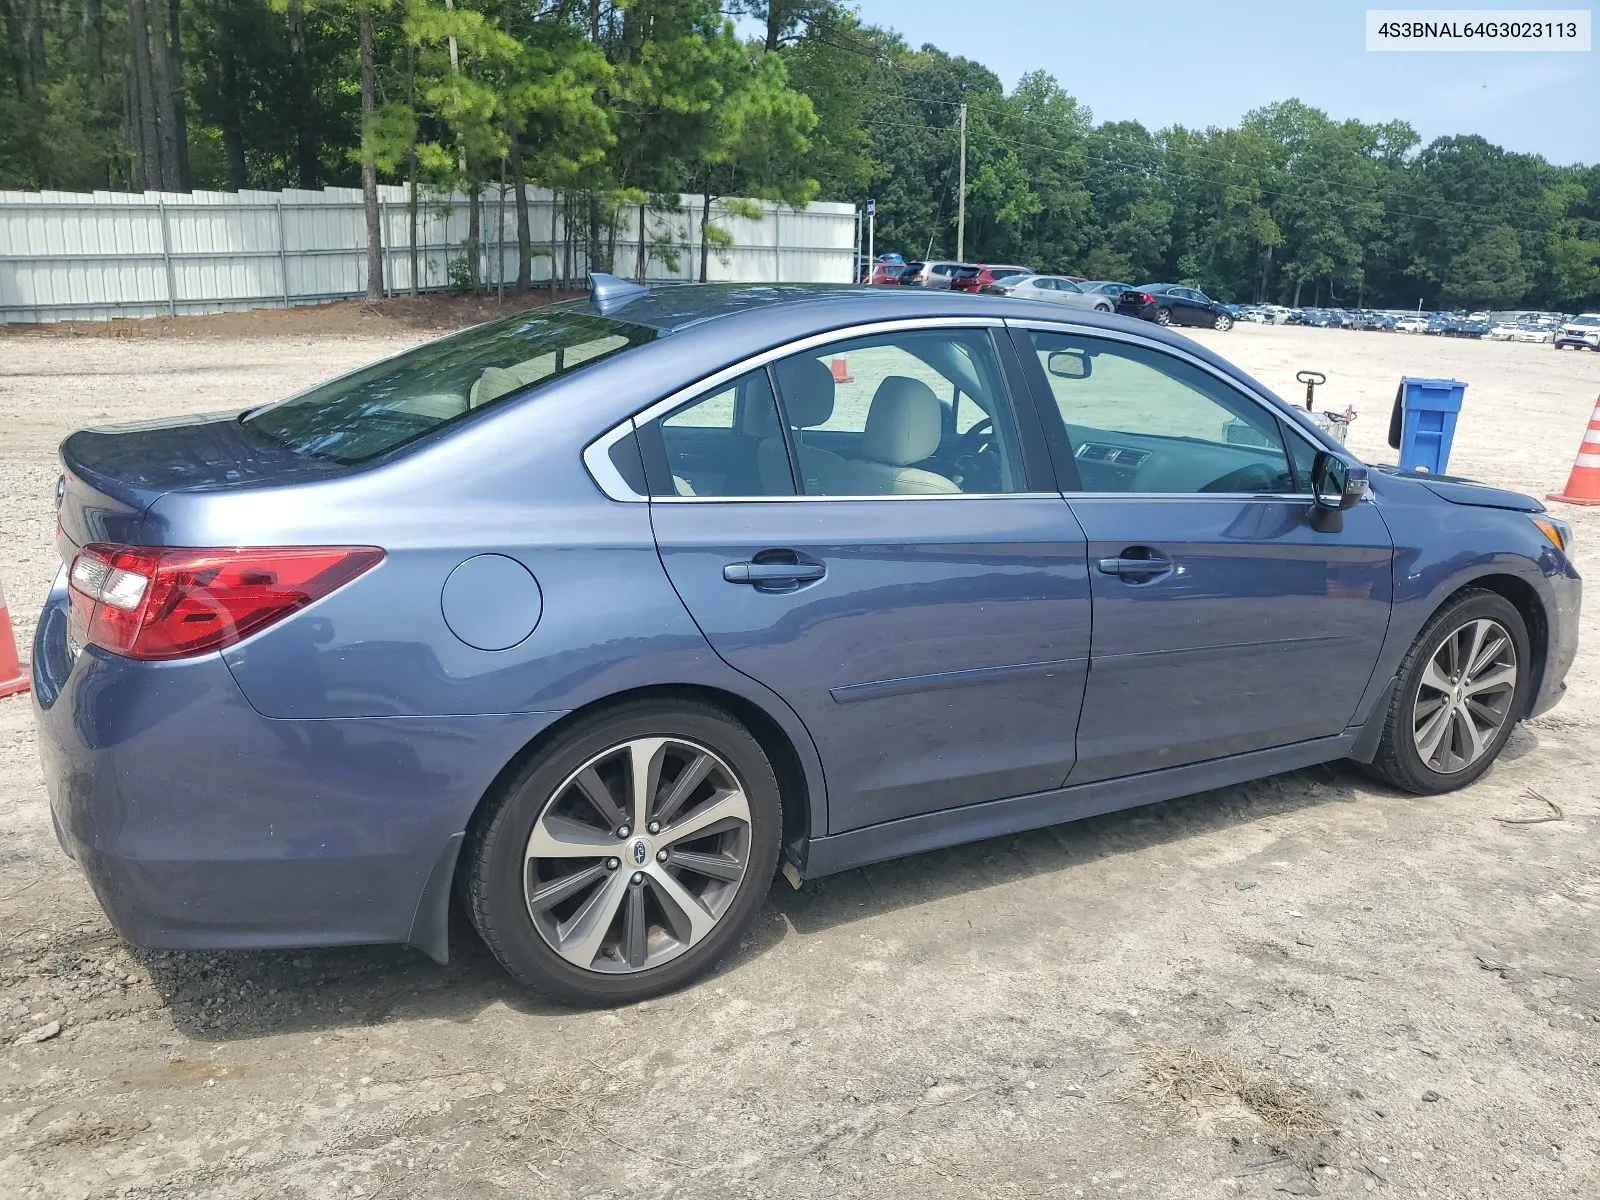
[1532,516,1574,554]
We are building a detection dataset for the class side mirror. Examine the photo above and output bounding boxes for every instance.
[1046,348,1092,380]
[1309,451,1368,532]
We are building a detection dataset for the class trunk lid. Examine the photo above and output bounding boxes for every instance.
[57,410,345,550]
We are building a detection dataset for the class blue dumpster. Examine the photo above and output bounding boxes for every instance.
[1386,376,1467,474]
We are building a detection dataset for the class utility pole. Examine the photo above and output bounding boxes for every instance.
[956,102,967,263]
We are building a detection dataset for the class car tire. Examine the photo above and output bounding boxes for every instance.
[1212,313,1233,331]
[462,698,783,1005]
[1095,303,1111,313]
[1362,589,1530,795]
[1154,308,1173,326]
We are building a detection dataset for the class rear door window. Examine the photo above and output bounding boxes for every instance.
[770,329,1028,496]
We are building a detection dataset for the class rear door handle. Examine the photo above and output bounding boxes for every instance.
[723,559,827,585]
[1096,548,1174,580]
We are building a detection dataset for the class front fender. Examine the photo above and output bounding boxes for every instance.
[1351,486,1577,725]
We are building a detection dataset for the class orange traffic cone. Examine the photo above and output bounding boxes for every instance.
[1548,396,1600,506]
[0,579,29,699]
[830,357,853,384]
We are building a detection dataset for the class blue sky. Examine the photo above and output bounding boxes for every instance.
[842,0,1597,165]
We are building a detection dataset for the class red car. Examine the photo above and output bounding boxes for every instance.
[949,264,1030,294]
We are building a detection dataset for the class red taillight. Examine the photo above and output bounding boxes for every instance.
[1135,292,1154,304]
[67,544,384,661]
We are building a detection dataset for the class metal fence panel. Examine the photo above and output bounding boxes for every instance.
[0,185,858,324]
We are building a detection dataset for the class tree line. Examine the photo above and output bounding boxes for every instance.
[3,0,1597,310]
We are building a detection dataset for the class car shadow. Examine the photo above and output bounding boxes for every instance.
[771,760,1366,939]
[133,759,1393,1041]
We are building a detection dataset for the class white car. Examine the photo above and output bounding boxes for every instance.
[1487,324,1519,341]
[1555,314,1600,350]
[1512,325,1555,343]
[1394,316,1429,333]
[990,274,1115,311]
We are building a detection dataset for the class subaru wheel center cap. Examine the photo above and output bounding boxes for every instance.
[630,837,651,867]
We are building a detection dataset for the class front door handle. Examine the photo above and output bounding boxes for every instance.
[723,556,827,586]
[1096,548,1174,580]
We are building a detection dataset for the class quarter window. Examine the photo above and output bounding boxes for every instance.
[1027,330,1295,495]
[771,329,1027,495]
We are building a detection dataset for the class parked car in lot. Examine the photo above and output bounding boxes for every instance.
[1121,284,1235,329]
[1445,317,1493,339]
[1555,314,1600,350]
[36,277,1581,1004]
[1512,323,1556,344]
[867,261,908,285]
[898,261,964,289]
[1350,311,1395,332]
[856,253,904,283]
[952,265,1031,294]
[1394,316,1429,334]
[983,273,1115,310]
[1076,281,1135,300]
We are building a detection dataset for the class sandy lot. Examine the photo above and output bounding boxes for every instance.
[1,313,1598,1200]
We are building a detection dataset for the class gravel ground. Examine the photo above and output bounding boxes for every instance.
[1,314,1598,1200]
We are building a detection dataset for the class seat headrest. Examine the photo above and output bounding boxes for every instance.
[773,356,836,428]
[863,377,943,467]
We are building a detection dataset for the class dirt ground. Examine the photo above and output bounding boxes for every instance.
[1,312,1598,1200]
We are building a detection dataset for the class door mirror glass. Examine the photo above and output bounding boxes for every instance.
[1311,451,1367,510]
[1046,348,1092,380]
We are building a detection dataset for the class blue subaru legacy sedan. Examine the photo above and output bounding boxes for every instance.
[34,278,1580,1004]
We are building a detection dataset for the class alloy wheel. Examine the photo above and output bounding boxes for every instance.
[523,737,753,973]
[1155,308,1172,326]
[1411,618,1518,775]
[1214,313,1233,330]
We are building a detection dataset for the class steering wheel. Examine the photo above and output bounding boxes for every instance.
[955,417,996,461]
[952,418,1001,486]
[1199,461,1285,493]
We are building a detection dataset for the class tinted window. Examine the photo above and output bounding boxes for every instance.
[1027,330,1294,495]
[647,369,793,498]
[771,329,1027,496]
[244,308,656,462]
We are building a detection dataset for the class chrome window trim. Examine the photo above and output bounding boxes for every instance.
[649,491,1064,504]
[634,315,1006,428]
[583,316,1008,503]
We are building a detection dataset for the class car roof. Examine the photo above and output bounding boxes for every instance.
[522,282,1303,415]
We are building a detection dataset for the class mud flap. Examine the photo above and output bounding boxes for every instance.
[1346,675,1399,765]
[406,832,465,965]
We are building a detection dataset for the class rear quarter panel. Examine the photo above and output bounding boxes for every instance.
[140,351,832,839]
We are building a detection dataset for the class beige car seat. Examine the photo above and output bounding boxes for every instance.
[835,377,960,495]
[762,358,846,494]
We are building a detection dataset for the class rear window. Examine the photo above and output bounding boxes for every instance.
[242,308,657,462]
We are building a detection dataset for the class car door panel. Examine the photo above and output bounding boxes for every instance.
[1010,322,1396,783]
[645,324,1093,834]
[1066,495,1393,782]
[653,499,1091,831]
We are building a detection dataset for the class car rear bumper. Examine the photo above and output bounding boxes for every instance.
[31,572,562,953]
